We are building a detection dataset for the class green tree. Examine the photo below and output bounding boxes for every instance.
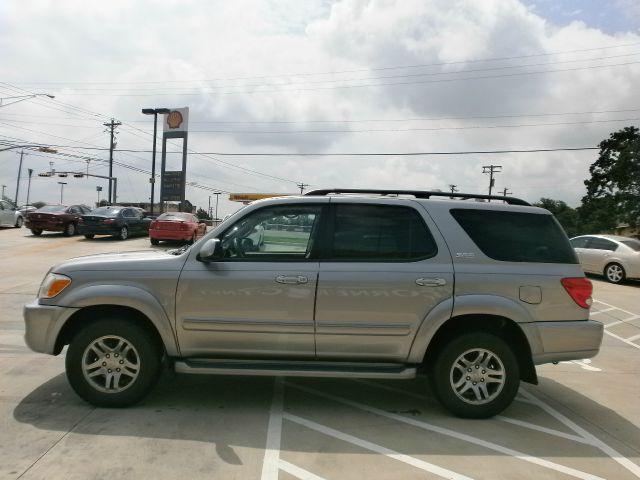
[196,207,211,220]
[533,198,579,237]
[581,126,640,231]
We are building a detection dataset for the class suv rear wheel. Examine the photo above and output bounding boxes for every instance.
[65,318,162,407]
[430,332,519,418]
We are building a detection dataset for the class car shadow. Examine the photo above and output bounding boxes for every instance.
[13,370,640,460]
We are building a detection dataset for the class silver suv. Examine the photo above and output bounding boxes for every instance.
[23,189,603,418]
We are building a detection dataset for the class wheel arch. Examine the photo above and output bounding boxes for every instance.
[55,304,169,356]
[421,314,537,384]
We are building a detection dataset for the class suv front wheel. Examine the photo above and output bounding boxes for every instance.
[430,332,520,418]
[65,318,162,407]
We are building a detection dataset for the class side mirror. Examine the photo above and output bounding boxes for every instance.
[197,238,222,262]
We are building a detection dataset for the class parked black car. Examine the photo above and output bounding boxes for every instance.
[79,206,151,240]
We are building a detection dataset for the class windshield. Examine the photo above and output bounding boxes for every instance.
[37,205,67,213]
[90,207,122,217]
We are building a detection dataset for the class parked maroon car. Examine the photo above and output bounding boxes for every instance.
[25,204,92,236]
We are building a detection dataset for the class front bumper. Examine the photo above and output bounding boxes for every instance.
[522,320,604,365]
[23,300,79,354]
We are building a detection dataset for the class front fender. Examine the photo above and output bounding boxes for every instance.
[57,284,179,356]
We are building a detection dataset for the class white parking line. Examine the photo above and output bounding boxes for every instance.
[288,383,605,480]
[519,389,640,478]
[279,459,328,480]
[285,412,474,480]
[591,300,640,350]
[261,377,284,480]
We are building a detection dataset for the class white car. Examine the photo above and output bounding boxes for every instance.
[0,200,24,228]
[570,234,640,284]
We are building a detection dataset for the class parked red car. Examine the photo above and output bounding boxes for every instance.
[25,204,92,236]
[149,212,207,245]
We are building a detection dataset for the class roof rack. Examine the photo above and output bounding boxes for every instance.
[304,188,531,206]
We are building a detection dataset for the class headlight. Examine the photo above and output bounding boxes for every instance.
[38,273,72,299]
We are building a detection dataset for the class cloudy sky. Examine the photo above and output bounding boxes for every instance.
[1,0,639,217]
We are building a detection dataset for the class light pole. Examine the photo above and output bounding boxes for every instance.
[1,185,6,199]
[58,181,67,204]
[0,93,54,108]
[142,108,170,216]
[26,169,33,206]
[214,192,221,221]
[96,186,102,206]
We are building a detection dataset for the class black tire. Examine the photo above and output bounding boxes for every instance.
[429,332,520,418]
[64,223,76,236]
[604,263,625,284]
[150,238,160,245]
[65,318,162,407]
[31,228,42,236]
[15,216,23,228]
[84,234,95,239]
[188,234,196,245]
[117,226,128,241]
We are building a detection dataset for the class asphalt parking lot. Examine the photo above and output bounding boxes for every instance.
[0,227,638,480]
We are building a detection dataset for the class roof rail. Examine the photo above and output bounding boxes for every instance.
[304,188,531,206]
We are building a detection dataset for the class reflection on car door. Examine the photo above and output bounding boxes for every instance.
[175,202,327,358]
[583,237,618,273]
[314,201,454,362]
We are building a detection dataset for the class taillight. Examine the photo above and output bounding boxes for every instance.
[561,277,593,309]
[103,219,114,224]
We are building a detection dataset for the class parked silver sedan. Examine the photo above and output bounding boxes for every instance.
[570,234,640,283]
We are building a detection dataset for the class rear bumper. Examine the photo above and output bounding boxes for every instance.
[23,300,80,355]
[78,225,119,236]
[25,221,65,232]
[149,229,192,241]
[522,320,604,365]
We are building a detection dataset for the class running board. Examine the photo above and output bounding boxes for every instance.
[174,359,417,379]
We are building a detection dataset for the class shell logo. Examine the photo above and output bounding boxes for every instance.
[166,111,184,129]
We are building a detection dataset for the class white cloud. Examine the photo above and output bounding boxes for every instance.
[0,0,638,215]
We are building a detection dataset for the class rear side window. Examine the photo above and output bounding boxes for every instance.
[587,237,618,251]
[450,209,578,264]
[570,237,590,248]
[330,204,437,261]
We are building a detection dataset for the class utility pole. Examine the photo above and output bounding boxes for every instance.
[14,150,26,205]
[26,169,33,206]
[297,182,309,194]
[103,119,121,204]
[1,185,6,199]
[500,187,512,203]
[482,165,502,200]
[448,184,458,198]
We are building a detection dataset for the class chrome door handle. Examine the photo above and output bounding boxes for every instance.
[416,277,447,287]
[275,275,308,285]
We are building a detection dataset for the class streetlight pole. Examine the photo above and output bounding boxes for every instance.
[58,181,67,204]
[14,150,26,205]
[1,185,6,199]
[26,169,33,206]
[142,108,170,216]
[214,192,220,221]
[0,93,55,108]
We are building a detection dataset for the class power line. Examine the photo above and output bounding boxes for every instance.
[13,41,640,87]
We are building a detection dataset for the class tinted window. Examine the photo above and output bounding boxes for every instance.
[70,206,81,214]
[330,204,437,261]
[451,209,577,264]
[570,237,590,248]
[587,238,618,251]
[220,205,321,260]
[158,212,192,221]
[621,239,640,252]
